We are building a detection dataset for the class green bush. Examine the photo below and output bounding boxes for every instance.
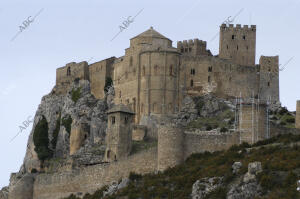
[71,87,81,103]
[33,116,53,161]
[62,115,72,137]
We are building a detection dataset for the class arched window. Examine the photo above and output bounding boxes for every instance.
[67,67,71,76]
[129,56,133,67]
[190,79,194,87]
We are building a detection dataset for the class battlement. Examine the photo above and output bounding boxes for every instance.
[177,39,210,56]
[177,39,207,49]
[220,23,256,31]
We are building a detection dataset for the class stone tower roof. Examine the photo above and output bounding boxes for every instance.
[107,104,135,115]
[131,26,171,41]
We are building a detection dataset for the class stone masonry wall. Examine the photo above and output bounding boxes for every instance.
[33,147,157,199]
[183,130,240,159]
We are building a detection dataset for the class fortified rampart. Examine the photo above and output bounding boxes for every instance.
[9,147,157,199]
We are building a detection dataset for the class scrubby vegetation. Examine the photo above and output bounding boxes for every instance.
[71,87,81,103]
[33,116,53,161]
[270,107,296,129]
[62,114,72,137]
[187,109,234,131]
[64,134,300,199]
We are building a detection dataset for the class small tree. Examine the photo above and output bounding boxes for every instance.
[33,116,53,161]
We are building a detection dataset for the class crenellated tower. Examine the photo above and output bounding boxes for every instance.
[177,39,211,56]
[219,24,256,66]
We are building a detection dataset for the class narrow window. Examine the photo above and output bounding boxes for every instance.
[243,35,246,40]
[125,116,128,124]
[189,48,192,52]
[125,71,128,79]
[67,67,71,76]
[119,91,121,98]
[246,46,249,50]
[227,45,229,49]
[208,66,212,72]
[190,79,194,87]
[237,45,238,50]
[232,35,235,40]
[208,76,211,83]
[111,116,115,125]
[169,65,173,76]
[191,69,195,75]
[142,66,145,76]
[268,82,270,87]
[129,56,133,67]
[181,48,184,53]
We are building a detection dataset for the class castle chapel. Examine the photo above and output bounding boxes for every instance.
[54,24,279,123]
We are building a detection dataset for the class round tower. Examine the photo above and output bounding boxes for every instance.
[296,100,300,129]
[8,173,34,199]
[157,124,184,171]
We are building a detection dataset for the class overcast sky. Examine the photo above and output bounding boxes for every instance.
[0,0,299,188]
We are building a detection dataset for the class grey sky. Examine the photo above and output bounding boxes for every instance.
[0,0,299,188]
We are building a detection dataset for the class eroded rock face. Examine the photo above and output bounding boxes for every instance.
[0,187,9,199]
[227,162,262,199]
[232,162,242,174]
[103,178,129,197]
[191,177,223,199]
[22,80,108,173]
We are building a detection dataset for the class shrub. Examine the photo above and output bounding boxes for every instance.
[71,87,81,103]
[220,127,228,132]
[33,116,53,161]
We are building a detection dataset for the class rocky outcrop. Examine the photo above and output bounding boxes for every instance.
[232,162,242,174]
[0,187,9,199]
[227,162,262,199]
[103,178,129,197]
[191,177,223,199]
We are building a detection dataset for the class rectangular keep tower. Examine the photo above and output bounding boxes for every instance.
[219,24,256,66]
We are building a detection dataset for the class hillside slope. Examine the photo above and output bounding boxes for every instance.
[65,134,300,199]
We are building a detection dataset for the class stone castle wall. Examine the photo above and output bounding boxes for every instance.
[33,147,157,199]
[183,130,240,159]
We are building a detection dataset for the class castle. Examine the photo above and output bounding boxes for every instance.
[7,24,293,199]
[54,24,279,124]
